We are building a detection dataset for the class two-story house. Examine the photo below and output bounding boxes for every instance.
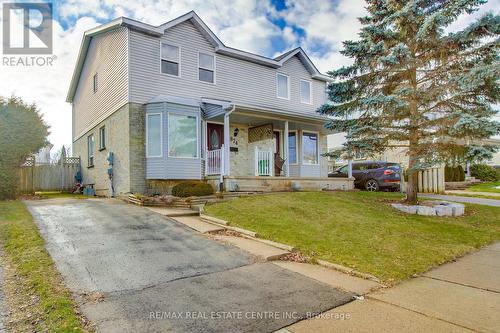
[67,11,353,196]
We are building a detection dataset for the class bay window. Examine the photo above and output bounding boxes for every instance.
[146,113,162,157]
[168,114,198,158]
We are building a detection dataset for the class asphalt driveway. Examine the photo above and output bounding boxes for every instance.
[26,198,352,333]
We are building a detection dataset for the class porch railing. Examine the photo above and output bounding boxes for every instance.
[205,145,224,175]
[255,147,274,176]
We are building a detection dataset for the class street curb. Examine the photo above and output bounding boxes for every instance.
[317,260,381,283]
[202,213,380,283]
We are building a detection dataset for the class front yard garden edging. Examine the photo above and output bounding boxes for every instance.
[201,212,381,283]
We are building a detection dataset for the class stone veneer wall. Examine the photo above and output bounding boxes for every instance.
[229,123,278,177]
[228,123,328,177]
[72,103,146,196]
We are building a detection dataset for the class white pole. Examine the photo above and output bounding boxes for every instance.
[284,121,289,177]
[224,113,230,176]
[348,159,353,178]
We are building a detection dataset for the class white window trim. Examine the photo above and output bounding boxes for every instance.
[276,73,290,100]
[99,126,106,150]
[160,41,181,78]
[198,51,216,84]
[300,79,313,105]
[87,134,94,166]
[287,130,299,165]
[92,73,98,94]
[146,112,163,158]
[301,131,320,165]
[167,112,200,159]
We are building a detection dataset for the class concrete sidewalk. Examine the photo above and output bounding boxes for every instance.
[284,243,500,333]
[421,194,500,207]
[446,190,500,198]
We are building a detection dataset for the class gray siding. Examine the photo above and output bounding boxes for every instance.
[73,27,129,140]
[128,21,326,116]
[146,102,202,180]
[203,103,223,119]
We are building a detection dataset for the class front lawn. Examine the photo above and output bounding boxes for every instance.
[467,181,500,193]
[204,192,500,283]
[0,201,88,332]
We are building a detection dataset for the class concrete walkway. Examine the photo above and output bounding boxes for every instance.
[446,190,500,197]
[283,243,500,333]
[421,194,500,207]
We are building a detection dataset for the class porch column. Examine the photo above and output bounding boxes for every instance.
[224,113,230,176]
[284,121,289,177]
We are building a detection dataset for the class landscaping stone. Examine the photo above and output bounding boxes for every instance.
[391,201,464,216]
[450,203,465,216]
[416,206,436,216]
[434,205,453,216]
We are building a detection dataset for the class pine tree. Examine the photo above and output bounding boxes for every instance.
[320,0,500,203]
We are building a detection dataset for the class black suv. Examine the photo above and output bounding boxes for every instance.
[329,161,401,191]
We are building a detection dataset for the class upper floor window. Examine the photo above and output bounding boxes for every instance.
[300,80,312,104]
[276,73,289,100]
[161,43,180,76]
[199,52,215,83]
[93,73,98,93]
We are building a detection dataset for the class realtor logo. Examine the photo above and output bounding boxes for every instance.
[2,2,53,54]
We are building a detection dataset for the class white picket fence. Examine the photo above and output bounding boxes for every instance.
[205,145,224,175]
[255,147,274,176]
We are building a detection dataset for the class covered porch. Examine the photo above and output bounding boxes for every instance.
[201,103,353,192]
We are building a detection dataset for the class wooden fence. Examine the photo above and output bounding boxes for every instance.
[18,157,80,193]
[417,165,445,194]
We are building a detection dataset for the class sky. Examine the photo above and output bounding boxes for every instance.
[0,0,498,154]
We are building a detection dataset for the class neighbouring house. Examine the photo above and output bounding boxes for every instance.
[327,133,500,171]
[67,11,354,196]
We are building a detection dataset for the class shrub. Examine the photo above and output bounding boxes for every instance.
[470,164,499,182]
[445,165,465,182]
[171,181,214,197]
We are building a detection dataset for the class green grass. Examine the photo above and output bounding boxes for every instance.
[35,191,87,199]
[466,182,500,193]
[0,201,87,332]
[205,191,500,283]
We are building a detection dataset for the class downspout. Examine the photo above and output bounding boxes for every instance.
[220,104,235,191]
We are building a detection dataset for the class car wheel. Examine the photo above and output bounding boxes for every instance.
[365,179,379,192]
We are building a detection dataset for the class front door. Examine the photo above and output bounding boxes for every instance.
[273,131,280,155]
[207,123,224,150]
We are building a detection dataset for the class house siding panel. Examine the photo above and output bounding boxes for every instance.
[129,21,326,115]
[73,27,129,139]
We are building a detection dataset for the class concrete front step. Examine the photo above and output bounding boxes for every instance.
[235,185,271,192]
[213,235,289,261]
[172,216,225,234]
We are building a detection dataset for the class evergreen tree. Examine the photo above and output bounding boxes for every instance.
[0,97,49,199]
[320,0,500,203]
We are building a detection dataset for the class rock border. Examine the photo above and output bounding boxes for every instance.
[391,201,465,216]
